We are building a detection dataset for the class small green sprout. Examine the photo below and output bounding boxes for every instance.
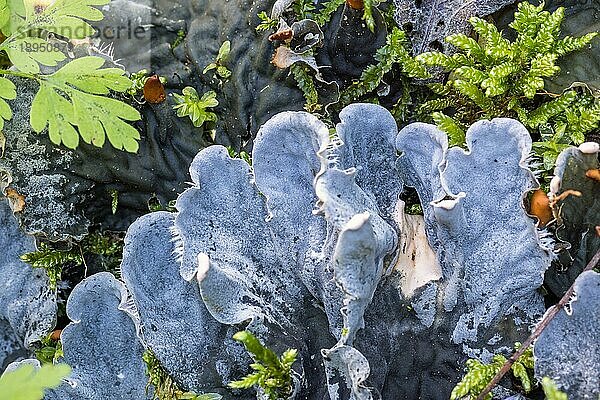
[227,146,252,165]
[256,11,278,33]
[35,333,63,365]
[172,29,186,49]
[203,41,232,80]
[20,232,125,291]
[109,189,119,215]
[172,87,219,128]
[127,69,150,97]
[229,330,298,400]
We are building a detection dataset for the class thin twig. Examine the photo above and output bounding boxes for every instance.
[475,247,600,400]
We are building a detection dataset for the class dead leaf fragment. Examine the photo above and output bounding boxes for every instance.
[5,187,26,212]
[269,28,293,42]
[0,131,5,158]
[50,329,62,341]
[392,201,441,297]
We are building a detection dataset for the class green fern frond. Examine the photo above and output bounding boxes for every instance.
[292,0,316,19]
[450,344,537,400]
[554,32,598,56]
[415,0,598,178]
[453,79,492,109]
[515,73,545,98]
[362,0,383,33]
[419,97,456,114]
[450,356,505,400]
[488,61,520,80]
[229,331,297,400]
[314,0,345,26]
[454,66,487,84]
[534,7,564,52]
[529,53,560,77]
[445,34,486,59]
[290,63,321,113]
[526,90,577,127]
[469,17,511,59]
[432,112,466,146]
[256,11,278,33]
[564,99,600,141]
[480,76,509,96]
[416,52,456,70]
[20,243,82,291]
[510,1,545,37]
[339,27,421,106]
[428,82,451,95]
[143,349,221,400]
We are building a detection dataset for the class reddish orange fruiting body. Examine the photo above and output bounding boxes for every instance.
[346,0,364,10]
[585,169,600,182]
[530,189,552,227]
[143,75,166,104]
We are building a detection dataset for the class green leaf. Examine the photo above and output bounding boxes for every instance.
[0,0,26,35]
[0,0,10,29]
[541,377,568,400]
[203,63,217,74]
[0,76,16,130]
[29,57,141,151]
[27,0,108,39]
[217,65,231,79]
[51,56,132,94]
[0,363,71,400]
[216,40,230,63]
[4,37,65,74]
